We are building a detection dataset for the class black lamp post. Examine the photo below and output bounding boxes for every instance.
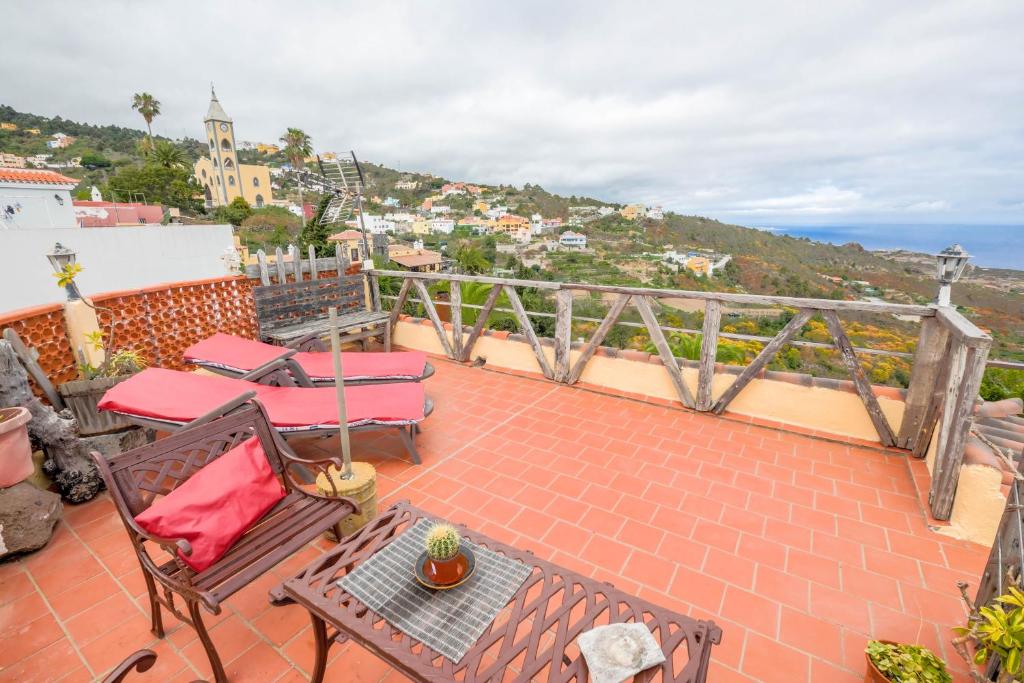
[934,244,971,307]
[46,242,81,300]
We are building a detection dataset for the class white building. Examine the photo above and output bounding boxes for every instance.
[428,218,455,234]
[357,214,396,234]
[597,206,616,217]
[47,133,74,149]
[0,169,79,229]
[395,180,419,190]
[558,231,587,249]
[429,205,451,215]
[385,212,417,224]
[486,205,509,220]
[0,153,26,169]
[647,206,665,220]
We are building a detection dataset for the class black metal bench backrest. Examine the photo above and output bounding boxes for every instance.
[253,275,366,338]
[104,403,284,517]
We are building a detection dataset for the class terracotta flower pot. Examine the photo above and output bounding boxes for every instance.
[0,406,34,488]
[424,553,469,585]
[864,640,899,683]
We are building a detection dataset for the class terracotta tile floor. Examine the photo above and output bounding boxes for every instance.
[0,359,990,682]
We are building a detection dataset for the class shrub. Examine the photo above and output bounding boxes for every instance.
[865,640,950,683]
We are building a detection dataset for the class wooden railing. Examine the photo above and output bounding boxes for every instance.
[368,268,992,521]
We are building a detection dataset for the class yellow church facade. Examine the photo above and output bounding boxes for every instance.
[194,88,274,209]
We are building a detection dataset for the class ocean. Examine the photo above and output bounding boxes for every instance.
[762,224,1024,271]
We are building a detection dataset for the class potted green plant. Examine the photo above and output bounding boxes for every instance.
[864,640,951,683]
[0,406,33,487]
[59,345,146,436]
[953,584,1024,682]
[421,523,469,586]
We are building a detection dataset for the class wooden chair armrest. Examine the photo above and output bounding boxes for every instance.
[102,649,157,683]
[182,391,258,429]
[239,358,294,384]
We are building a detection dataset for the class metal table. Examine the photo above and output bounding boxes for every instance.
[271,501,722,682]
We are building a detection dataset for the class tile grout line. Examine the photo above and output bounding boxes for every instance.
[383,383,563,502]
[21,567,96,680]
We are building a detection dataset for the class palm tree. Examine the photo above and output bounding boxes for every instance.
[454,243,491,274]
[151,140,185,168]
[646,332,747,364]
[280,128,313,227]
[131,93,161,149]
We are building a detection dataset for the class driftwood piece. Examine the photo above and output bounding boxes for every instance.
[0,341,101,503]
[822,310,896,446]
[256,249,270,285]
[567,293,631,385]
[412,279,454,358]
[634,295,695,409]
[2,328,64,410]
[553,289,573,383]
[712,309,813,415]
[503,285,554,379]
[460,285,502,362]
[697,300,722,411]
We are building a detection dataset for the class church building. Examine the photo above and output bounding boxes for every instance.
[193,88,274,209]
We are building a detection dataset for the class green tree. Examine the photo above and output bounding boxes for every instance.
[150,140,185,168]
[79,152,111,169]
[214,197,253,226]
[454,243,490,274]
[280,127,312,227]
[299,193,335,256]
[105,163,201,211]
[131,92,161,148]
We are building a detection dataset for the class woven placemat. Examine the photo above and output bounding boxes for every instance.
[338,519,532,663]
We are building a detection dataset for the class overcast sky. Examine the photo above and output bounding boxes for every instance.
[3,1,1022,226]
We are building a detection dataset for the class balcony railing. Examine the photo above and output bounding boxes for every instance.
[363,267,992,522]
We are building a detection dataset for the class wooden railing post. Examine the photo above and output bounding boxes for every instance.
[274,247,286,284]
[308,245,318,280]
[449,280,463,360]
[697,300,722,411]
[553,289,572,383]
[898,315,950,451]
[929,337,990,520]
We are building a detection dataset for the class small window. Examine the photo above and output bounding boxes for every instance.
[253,177,260,187]
[201,169,207,178]
[255,194,264,208]
[54,194,64,206]
[221,138,231,151]
[224,158,234,168]
[213,158,218,168]
[228,175,235,186]
[209,138,215,149]
[216,176,221,185]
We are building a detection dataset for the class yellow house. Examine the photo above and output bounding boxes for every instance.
[327,229,367,262]
[194,88,275,209]
[25,128,41,135]
[0,122,17,131]
[473,200,489,213]
[255,143,280,155]
[619,204,645,220]
[685,256,711,276]
[410,219,431,235]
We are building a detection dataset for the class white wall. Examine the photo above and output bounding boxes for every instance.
[1,185,77,229]
[0,225,236,312]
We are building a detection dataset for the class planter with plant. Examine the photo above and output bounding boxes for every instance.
[0,406,34,488]
[864,640,951,683]
[420,523,471,587]
[954,582,1024,682]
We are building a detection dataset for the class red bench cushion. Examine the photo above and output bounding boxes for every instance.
[134,438,286,572]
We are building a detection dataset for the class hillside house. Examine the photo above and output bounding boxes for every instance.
[389,244,443,272]
[327,229,367,262]
[0,153,27,168]
[46,133,75,149]
[619,203,646,220]
[558,230,587,249]
[429,218,455,234]
[0,168,78,229]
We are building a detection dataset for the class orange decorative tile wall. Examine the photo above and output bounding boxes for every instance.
[0,303,78,391]
[92,276,258,370]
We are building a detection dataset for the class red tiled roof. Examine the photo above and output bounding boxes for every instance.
[328,230,364,241]
[0,169,78,186]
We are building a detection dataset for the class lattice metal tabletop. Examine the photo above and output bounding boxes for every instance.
[271,501,722,683]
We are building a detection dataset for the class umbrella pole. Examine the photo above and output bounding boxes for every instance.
[328,306,353,479]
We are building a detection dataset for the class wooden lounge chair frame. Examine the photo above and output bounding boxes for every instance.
[92,399,360,683]
[191,343,436,386]
[106,359,432,464]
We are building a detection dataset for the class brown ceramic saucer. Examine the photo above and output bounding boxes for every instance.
[415,543,477,590]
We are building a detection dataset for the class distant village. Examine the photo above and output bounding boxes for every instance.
[0,102,729,280]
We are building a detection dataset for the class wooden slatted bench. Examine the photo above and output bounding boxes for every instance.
[254,274,390,352]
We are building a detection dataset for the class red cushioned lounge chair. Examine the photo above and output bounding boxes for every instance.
[183,333,434,386]
[97,367,431,463]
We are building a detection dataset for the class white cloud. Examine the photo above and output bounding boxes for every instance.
[1,0,1021,224]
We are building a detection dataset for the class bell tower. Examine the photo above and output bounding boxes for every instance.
[204,85,239,205]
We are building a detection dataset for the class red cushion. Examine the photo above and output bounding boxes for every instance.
[183,333,427,381]
[98,368,425,429]
[134,438,285,572]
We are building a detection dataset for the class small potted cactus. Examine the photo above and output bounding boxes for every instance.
[422,523,469,586]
